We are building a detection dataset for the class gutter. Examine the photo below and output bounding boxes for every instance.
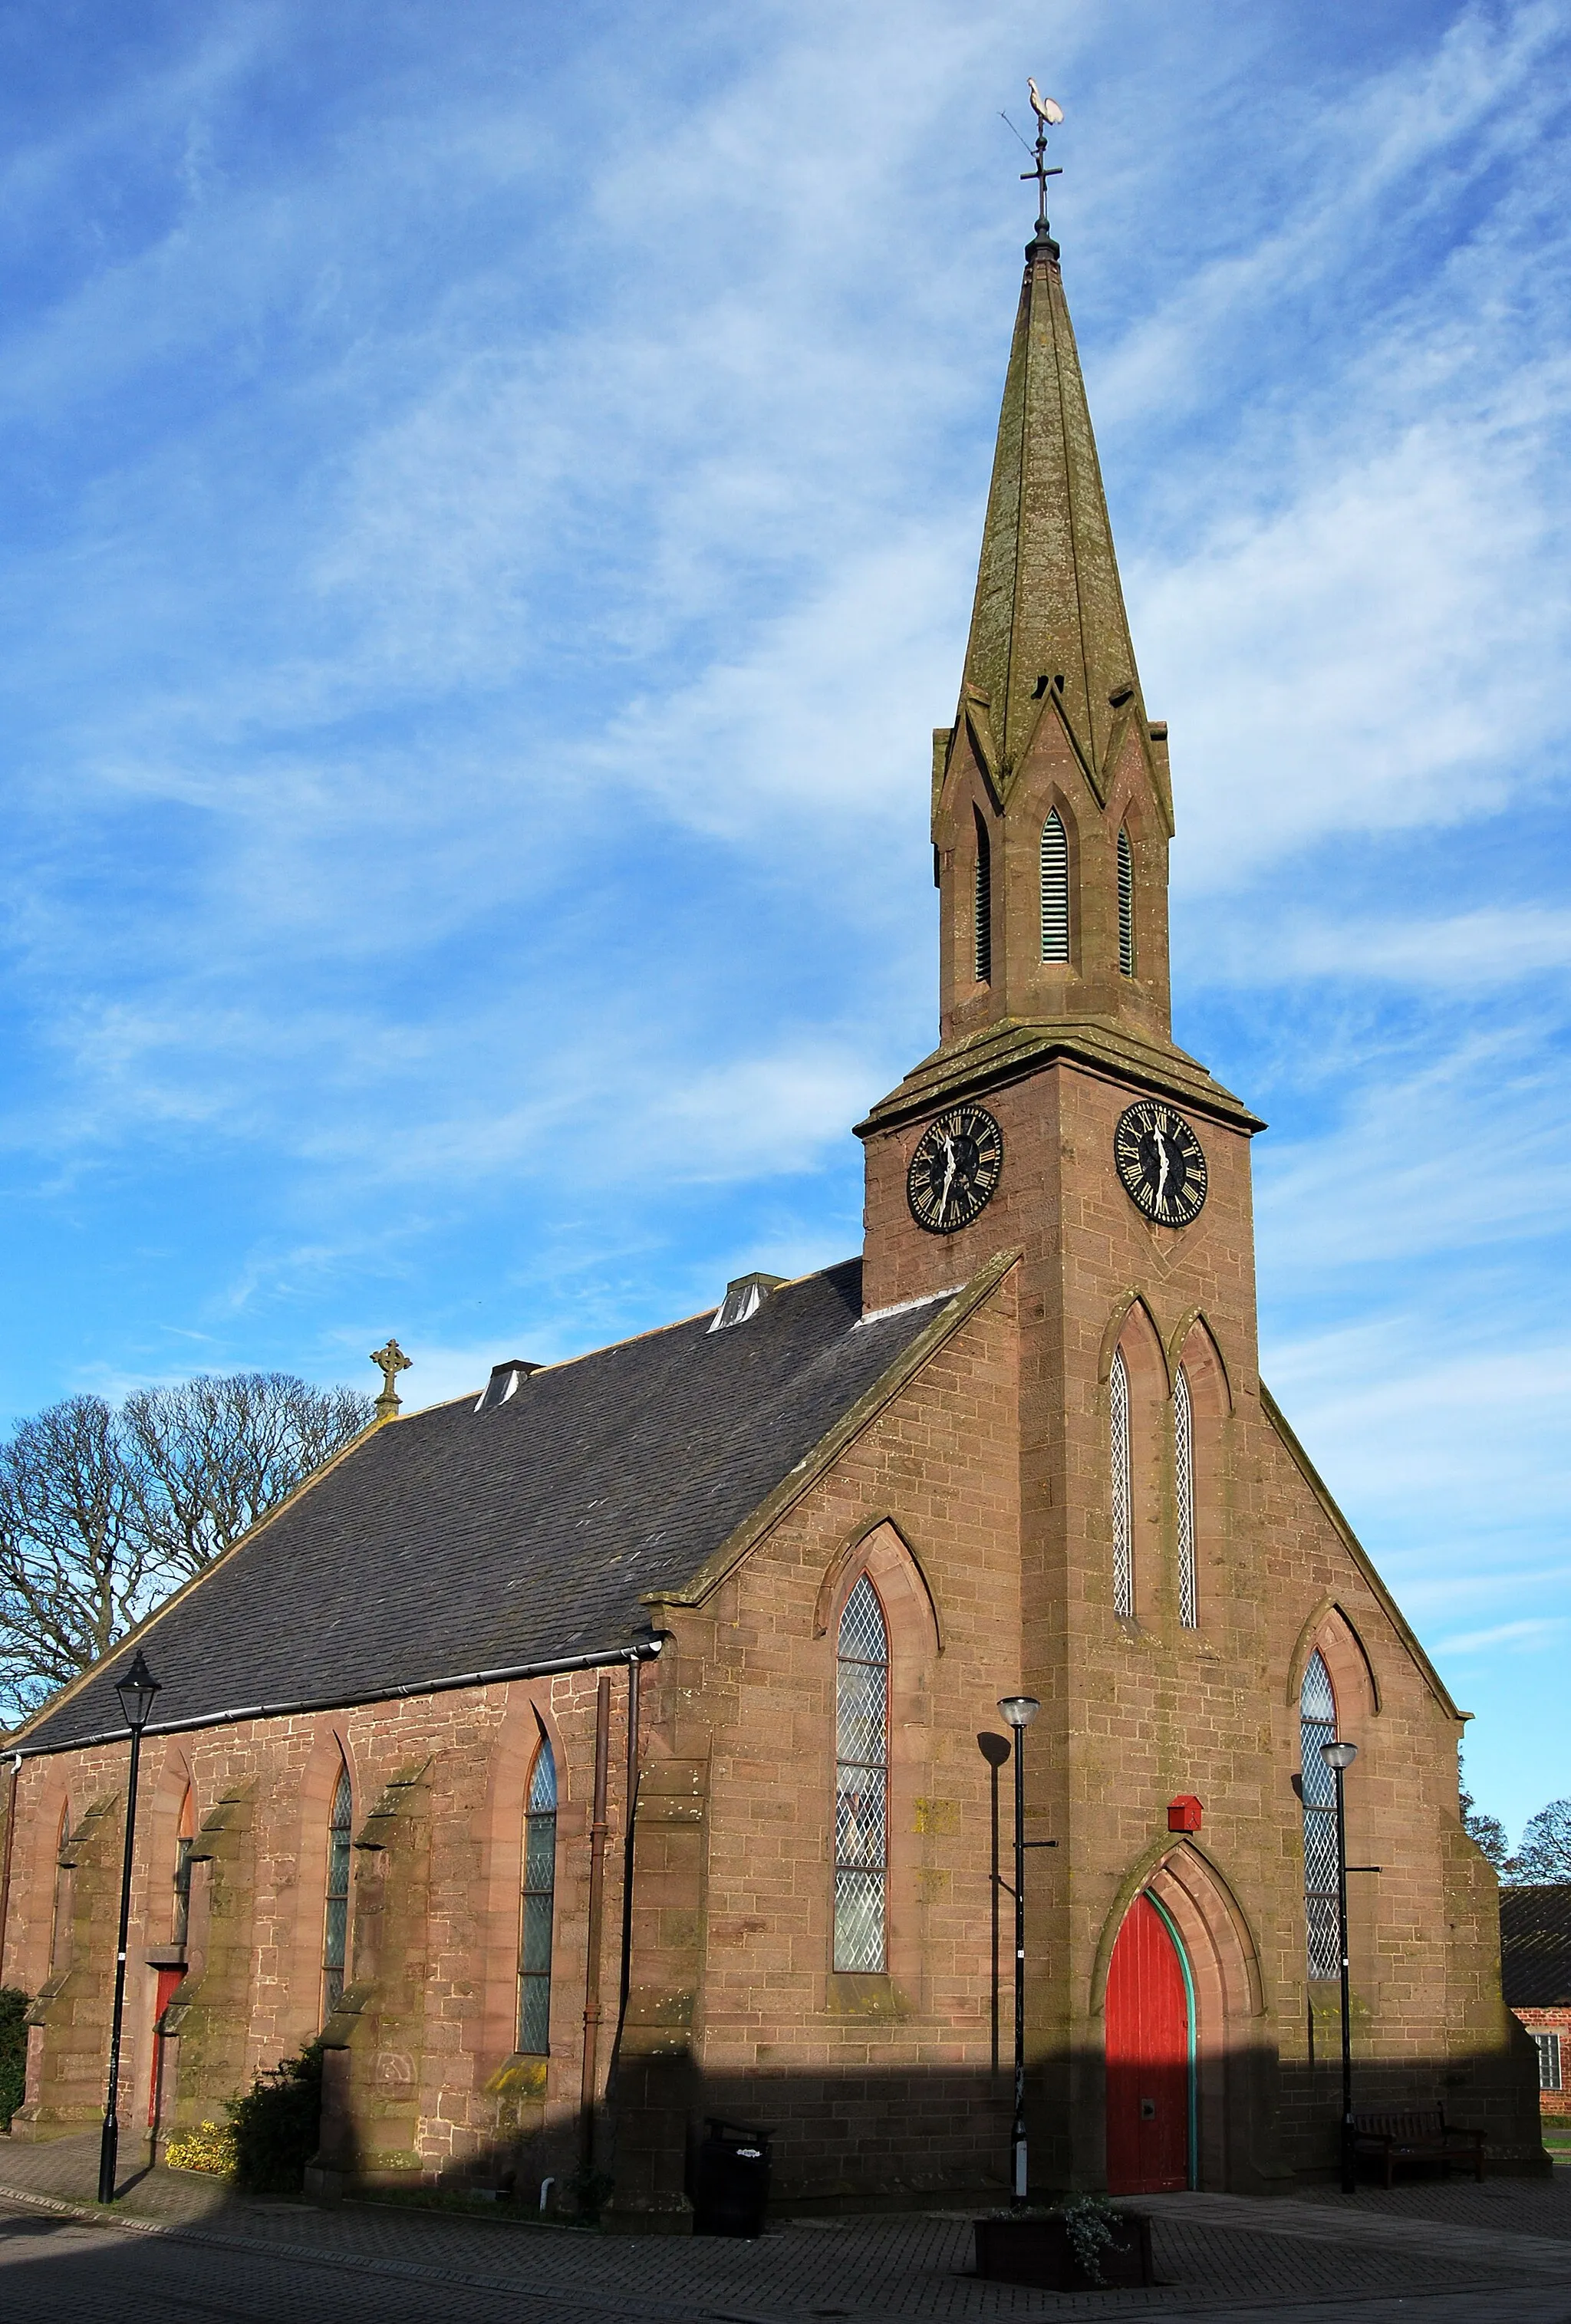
[8,1641,664,1763]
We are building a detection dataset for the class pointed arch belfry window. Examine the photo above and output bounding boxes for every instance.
[1117,826,1135,975]
[1110,1348,1134,1616]
[1040,809,1069,962]
[322,1759,352,2020]
[835,1574,888,1971]
[519,1736,557,2053]
[1300,1653,1340,1979]
[973,810,993,983]
[1174,1366,1197,1628]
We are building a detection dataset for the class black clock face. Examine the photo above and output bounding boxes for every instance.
[1114,1101,1208,1228]
[907,1106,1004,1234]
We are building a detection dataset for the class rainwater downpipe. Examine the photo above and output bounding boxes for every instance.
[579,1675,613,2173]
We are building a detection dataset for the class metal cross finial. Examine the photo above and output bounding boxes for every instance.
[1023,78,1064,237]
[370,1337,412,1420]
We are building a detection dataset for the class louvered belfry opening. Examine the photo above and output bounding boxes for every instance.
[1110,1349,1134,1617]
[1040,808,1069,962]
[1300,1654,1341,1979]
[1117,826,1135,975]
[973,809,992,983]
[1174,1366,1197,1629]
[835,1573,889,1972]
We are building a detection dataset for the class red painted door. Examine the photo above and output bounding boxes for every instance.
[1105,1893,1190,2194]
[147,1966,186,2128]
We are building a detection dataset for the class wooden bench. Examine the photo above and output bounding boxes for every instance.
[1352,2106,1486,2187]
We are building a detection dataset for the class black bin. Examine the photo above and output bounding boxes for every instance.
[692,2118,772,2237]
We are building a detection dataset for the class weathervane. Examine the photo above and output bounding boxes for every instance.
[1022,78,1064,235]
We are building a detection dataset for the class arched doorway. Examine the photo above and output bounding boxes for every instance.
[1105,1891,1194,2194]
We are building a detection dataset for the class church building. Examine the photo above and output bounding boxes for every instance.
[0,195,1543,2220]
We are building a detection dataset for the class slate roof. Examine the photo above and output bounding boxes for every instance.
[1500,1885,1571,2009]
[19,1259,958,1756]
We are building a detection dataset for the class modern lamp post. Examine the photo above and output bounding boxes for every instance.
[998,1694,1040,2207]
[1319,1736,1359,2194]
[97,1650,161,2205]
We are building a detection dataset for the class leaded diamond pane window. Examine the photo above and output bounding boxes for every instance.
[835,1575,888,1972]
[1300,1652,1341,1980]
[1110,1349,1134,1617]
[1174,1365,1197,1629]
[323,1763,352,2020]
[1040,810,1070,962]
[519,1739,557,2055]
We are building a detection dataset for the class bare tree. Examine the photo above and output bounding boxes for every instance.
[0,1374,373,1725]
[0,1397,156,1721]
[1507,1799,1571,1885]
[123,1374,371,1583]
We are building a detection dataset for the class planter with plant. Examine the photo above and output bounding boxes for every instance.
[974,2194,1155,2289]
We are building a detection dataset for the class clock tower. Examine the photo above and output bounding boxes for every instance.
[855,210,1283,2184]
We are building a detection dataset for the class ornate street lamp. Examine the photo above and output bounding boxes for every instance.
[998,1694,1040,2207]
[98,1651,161,2205]
[1320,1737,1359,2194]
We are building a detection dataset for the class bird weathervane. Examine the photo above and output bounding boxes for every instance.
[1023,79,1064,235]
[370,1337,412,1420]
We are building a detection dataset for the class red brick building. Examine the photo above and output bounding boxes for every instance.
[1501,1886,1571,2122]
[0,207,1543,2220]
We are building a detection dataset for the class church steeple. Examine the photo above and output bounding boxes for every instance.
[962,225,1162,812]
[927,219,1176,1058]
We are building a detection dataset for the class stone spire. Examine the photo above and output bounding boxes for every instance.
[960,227,1154,807]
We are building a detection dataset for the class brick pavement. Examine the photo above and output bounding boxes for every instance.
[0,2135,1567,2323]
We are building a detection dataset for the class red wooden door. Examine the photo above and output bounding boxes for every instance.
[1105,1892,1190,2194]
[147,1965,186,2128]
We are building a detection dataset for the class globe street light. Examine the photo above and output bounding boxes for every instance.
[1319,1737,1359,2194]
[998,1695,1040,2207]
[98,1651,160,2205]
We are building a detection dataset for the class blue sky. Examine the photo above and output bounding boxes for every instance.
[1,1,1567,1841]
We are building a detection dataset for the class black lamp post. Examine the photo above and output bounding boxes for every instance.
[97,1650,160,2205]
[998,1694,1039,2207]
[1319,1736,1359,2194]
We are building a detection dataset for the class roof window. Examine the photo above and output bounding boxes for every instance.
[708,1272,787,1332]
[475,1359,542,1414]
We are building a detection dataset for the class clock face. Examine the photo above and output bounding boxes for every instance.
[907,1105,1004,1235]
[1114,1100,1208,1228]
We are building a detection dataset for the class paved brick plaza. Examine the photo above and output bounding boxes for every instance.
[0,2135,1566,2323]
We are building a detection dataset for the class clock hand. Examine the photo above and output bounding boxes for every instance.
[937,1137,957,1221]
[1154,1129,1171,1210]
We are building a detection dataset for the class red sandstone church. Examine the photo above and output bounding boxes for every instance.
[0,198,1543,2220]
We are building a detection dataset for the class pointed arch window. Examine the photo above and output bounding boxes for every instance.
[322,1760,353,2020]
[1174,1366,1197,1629]
[173,1786,195,1950]
[1300,1653,1340,1979]
[519,1737,557,2053]
[1117,827,1135,975]
[1110,1349,1134,1617]
[973,811,993,983]
[835,1574,888,1971]
[1040,809,1069,962]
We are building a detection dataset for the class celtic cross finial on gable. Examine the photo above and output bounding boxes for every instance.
[370,1337,412,1420]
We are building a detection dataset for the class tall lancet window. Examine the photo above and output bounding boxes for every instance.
[835,1574,889,1971]
[1117,827,1135,975]
[1110,1349,1134,1616]
[1040,810,1070,962]
[322,1759,352,2020]
[519,1737,557,2052]
[973,811,993,983]
[1174,1366,1197,1629]
[1300,1654,1341,1979]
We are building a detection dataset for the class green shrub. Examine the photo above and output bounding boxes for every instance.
[225,2039,324,2194]
[0,1987,28,2130]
